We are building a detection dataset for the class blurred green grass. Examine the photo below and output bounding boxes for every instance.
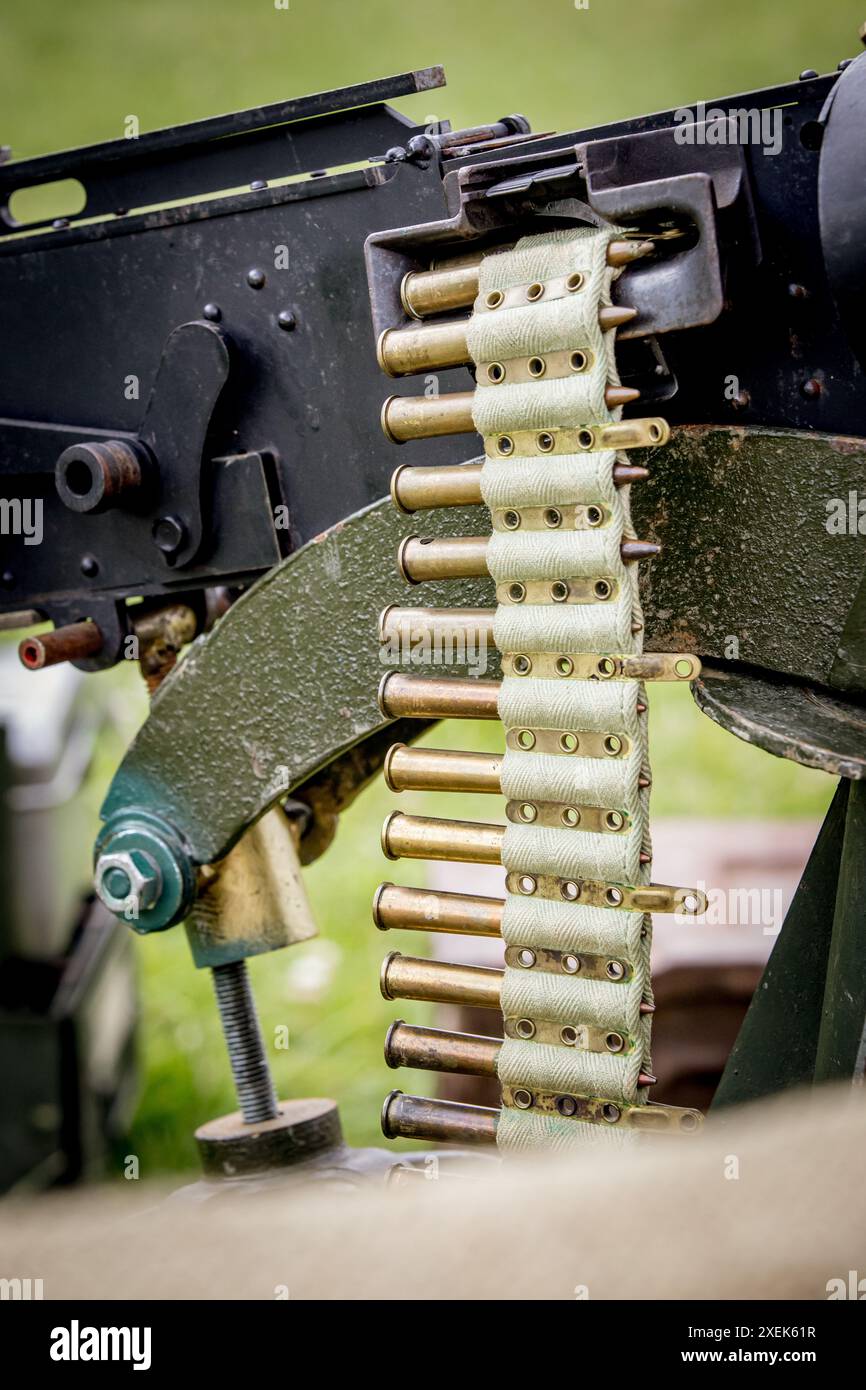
[2,0,850,1171]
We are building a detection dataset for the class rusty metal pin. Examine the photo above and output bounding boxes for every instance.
[18,620,104,670]
[381,1090,498,1145]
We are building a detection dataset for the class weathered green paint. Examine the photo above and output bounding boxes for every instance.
[814,779,866,1081]
[712,780,850,1110]
[830,564,866,694]
[100,425,866,872]
[101,497,496,865]
[693,665,866,780]
[633,426,866,690]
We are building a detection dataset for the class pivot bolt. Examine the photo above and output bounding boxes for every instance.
[95,849,162,917]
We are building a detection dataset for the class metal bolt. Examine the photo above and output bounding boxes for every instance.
[95,849,162,915]
[211,961,279,1125]
[152,515,187,557]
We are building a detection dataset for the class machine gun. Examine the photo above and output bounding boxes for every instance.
[2,55,865,1181]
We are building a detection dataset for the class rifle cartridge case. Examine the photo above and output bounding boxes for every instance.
[390,461,645,513]
[382,391,475,441]
[382,1090,498,1145]
[385,1021,501,1076]
[381,811,504,865]
[382,385,639,440]
[378,671,501,720]
[379,312,637,383]
[379,605,496,648]
[397,534,489,582]
[391,462,484,512]
[381,952,504,1008]
[380,952,655,1017]
[401,262,486,318]
[400,240,653,318]
[396,537,655,584]
[384,743,502,793]
[373,882,504,936]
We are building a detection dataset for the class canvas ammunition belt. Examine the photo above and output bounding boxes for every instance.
[375,225,706,1153]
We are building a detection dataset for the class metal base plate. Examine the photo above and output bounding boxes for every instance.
[195,1097,343,1178]
[693,664,866,780]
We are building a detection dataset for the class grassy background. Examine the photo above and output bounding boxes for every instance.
[1,0,855,1172]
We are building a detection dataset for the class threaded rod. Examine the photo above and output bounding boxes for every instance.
[211,961,279,1124]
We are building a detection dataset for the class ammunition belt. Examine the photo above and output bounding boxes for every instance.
[374,224,705,1152]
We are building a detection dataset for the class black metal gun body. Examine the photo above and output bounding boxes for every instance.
[2,63,865,667]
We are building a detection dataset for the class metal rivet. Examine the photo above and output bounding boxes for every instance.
[561,807,580,828]
[577,428,594,450]
[605,1032,625,1053]
[569,349,588,372]
[278,309,297,331]
[487,361,506,383]
[517,729,536,750]
[594,579,612,600]
[566,272,584,293]
[606,960,626,981]
[513,1088,534,1109]
[543,507,562,528]
[537,432,555,453]
[605,886,624,906]
[560,881,580,902]
[502,509,521,530]
[250,179,268,191]
[550,580,569,602]
[557,1095,578,1117]
[682,893,700,913]
[528,355,546,378]
[517,946,537,966]
[203,303,222,322]
[674,658,694,678]
[602,1102,621,1124]
[555,657,573,677]
[562,954,580,974]
[517,877,537,900]
[559,732,579,753]
[560,1025,578,1045]
[516,1018,536,1039]
[605,810,625,831]
[603,734,622,756]
[526,281,544,301]
[508,582,526,603]
[513,654,532,675]
[586,505,604,527]
[597,657,616,678]
[80,555,99,578]
[497,435,514,455]
[518,802,537,823]
[246,268,266,289]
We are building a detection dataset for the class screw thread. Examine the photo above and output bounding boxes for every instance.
[211,961,279,1125]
